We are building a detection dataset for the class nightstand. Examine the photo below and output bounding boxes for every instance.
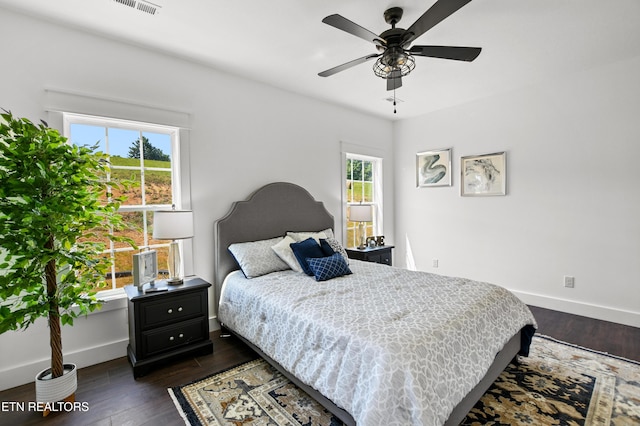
[346,245,394,266]
[125,277,213,378]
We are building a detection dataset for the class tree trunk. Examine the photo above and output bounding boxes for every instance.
[45,234,64,379]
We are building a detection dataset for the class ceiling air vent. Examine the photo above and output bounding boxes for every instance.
[113,0,161,16]
[113,0,136,8]
[137,1,159,15]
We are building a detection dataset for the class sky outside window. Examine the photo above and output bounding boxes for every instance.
[69,123,171,158]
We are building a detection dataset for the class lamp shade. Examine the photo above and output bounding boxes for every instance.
[350,204,373,222]
[153,210,194,240]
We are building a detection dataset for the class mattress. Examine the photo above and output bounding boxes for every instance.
[218,260,537,426]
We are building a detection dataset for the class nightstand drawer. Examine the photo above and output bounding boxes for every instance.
[367,252,392,265]
[143,317,207,357]
[346,245,394,266]
[141,292,205,329]
[374,251,392,265]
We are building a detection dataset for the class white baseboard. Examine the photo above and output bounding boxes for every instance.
[210,316,221,331]
[0,339,128,392]
[511,290,640,328]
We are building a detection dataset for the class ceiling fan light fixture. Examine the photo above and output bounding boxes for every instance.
[373,51,415,79]
[319,1,481,108]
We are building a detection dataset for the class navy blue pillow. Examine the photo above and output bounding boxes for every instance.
[319,239,336,257]
[290,238,325,275]
[307,253,353,281]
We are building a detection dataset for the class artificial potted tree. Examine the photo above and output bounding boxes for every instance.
[0,110,132,412]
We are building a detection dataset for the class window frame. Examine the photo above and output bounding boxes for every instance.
[63,113,183,297]
[343,152,383,249]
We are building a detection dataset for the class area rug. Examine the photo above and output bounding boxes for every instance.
[168,335,640,425]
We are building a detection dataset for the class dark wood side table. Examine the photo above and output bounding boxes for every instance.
[125,276,213,378]
[345,245,394,266]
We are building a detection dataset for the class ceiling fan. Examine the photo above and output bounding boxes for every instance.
[318,0,481,92]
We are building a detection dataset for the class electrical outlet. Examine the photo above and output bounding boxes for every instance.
[564,276,575,288]
[432,259,439,268]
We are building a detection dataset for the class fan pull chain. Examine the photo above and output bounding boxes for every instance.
[393,86,397,114]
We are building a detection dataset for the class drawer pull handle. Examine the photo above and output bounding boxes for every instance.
[169,336,174,341]
[179,333,184,338]
[178,307,183,312]
[167,309,173,314]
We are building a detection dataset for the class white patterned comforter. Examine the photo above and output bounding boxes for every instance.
[218,260,537,426]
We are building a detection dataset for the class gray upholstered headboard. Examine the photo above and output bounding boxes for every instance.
[213,182,334,308]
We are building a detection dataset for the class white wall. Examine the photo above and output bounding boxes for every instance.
[394,55,640,327]
[0,8,393,390]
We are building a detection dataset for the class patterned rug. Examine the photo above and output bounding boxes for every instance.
[168,335,640,425]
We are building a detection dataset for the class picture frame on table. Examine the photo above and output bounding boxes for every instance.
[416,148,452,187]
[460,152,506,196]
[132,250,158,291]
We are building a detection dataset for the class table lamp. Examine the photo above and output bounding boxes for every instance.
[152,208,194,285]
[350,204,373,250]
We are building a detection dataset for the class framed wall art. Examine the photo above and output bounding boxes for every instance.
[132,250,158,290]
[461,151,506,196]
[416,148,452,187]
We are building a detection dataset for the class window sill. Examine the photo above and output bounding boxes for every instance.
[91,288,127,315]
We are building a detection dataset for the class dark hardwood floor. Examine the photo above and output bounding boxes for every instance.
[1,306,638,425]
[528,306,640,361]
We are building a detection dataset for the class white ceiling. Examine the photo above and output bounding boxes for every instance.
[1,0,639,120]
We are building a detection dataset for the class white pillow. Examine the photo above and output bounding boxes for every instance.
[287,228,334,243]
[271,236,303,273]
[228,237,289,278]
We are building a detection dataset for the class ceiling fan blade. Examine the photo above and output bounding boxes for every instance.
[410,45,481,61]
[387,73,403,91]
[322,14,383,45]
[405,0,473,44]
[318,54,380,77]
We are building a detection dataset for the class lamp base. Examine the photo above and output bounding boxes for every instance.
[357,221,367,250]
[166,240,183,286]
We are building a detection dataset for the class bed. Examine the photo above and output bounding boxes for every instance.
[214,182,536,426]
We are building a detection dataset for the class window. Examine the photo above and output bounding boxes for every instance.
[345,153,383,248]
[64,114,182,293]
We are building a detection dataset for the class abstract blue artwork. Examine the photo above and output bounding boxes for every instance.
[416,148,452,187]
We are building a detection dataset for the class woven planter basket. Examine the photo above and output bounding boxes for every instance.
[35,363,77,403]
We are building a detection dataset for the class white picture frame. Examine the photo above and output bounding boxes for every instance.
[132,250,158,290]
